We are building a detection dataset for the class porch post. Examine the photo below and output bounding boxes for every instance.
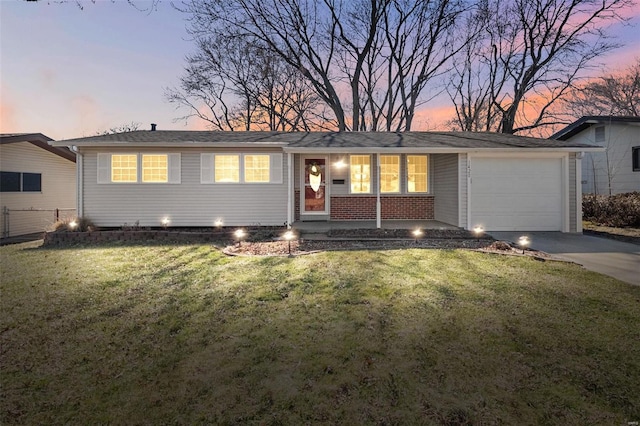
[376,153,381,228]
[287,152,293,228]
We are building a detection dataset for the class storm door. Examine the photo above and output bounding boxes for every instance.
[302,157,328,214]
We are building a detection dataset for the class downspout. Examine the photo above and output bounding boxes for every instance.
[576,152,584,233]
[376,153,381,229]
[71,146,83,218]
[287,152,293,228]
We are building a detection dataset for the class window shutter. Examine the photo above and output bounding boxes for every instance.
[168,153,181,184]
[97,153,111,183]
[201,153,215,183]
[270,153,283,184]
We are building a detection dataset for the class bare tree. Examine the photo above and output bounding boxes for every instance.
[562,59,640,118]
[177,0,468,131]
[166,37,326,131]
[96,122,141,135]
[446,0,633,135]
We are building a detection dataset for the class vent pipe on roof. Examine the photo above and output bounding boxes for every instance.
[151,123,157,131]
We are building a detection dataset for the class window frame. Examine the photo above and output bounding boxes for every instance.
[214,154,241,184]
[98,153,180,184]
[406,155,429,193]
[141,154,169,183]
[0,171,42,193]
[200,153,283,185]
[244,154,271,183]
[350,155,372,194]
[379,155,400,193]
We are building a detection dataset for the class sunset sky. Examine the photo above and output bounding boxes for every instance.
[1,0,639,140]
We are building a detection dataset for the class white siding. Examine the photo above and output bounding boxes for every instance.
[0,142,76,237]
[569,122,640,195]
[569,153,577,232]
[433,154,459,226]
[81,148,288,227]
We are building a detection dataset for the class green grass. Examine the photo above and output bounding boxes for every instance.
[1,242,639,424]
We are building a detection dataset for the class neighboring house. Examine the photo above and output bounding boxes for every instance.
[0,133,76,238]
[551,116,640,195]
[51,129,602,233]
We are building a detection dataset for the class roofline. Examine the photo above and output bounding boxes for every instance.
[51,141,290,148]
[283,147,605,154]
[51,140,603,153]
[551,116,640,140]
[0,133,76,162]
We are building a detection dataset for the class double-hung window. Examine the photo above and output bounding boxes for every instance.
[98,153,180,184]
[350,155,371,193]
[201,153,282,184]
[407,155,428,193]
[380,155,400,193]
[214,155,240,183]
[633,146,640,172]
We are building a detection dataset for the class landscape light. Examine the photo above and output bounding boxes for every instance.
[214,219,224,228]
[69,220,78,230]
[234,229,246,247]
[473,225,484,241]
[161,217,170,228]
[518,236,530,254]
[282,230,296,256]
[412,228,423,243]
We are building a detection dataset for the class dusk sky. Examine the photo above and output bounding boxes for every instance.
[1,0,639,141]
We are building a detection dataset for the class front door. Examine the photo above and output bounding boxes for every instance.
[302,157,328,214]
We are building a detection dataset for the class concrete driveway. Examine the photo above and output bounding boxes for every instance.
[488,232,640,286]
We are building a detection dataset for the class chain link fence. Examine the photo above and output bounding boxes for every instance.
[1,207,76,238]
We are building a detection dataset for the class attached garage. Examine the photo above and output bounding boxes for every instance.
[469,156,565,231]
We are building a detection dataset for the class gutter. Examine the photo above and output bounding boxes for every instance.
[70,146,83,218]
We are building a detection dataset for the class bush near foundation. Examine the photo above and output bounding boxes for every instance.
[582,192,640,227]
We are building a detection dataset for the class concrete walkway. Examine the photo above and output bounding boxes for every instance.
[489,232,640,286]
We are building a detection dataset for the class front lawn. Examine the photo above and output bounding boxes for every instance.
[1,242,639,424]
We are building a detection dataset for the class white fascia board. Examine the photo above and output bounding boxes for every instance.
[50,141,290,148]
[282,146,605,154]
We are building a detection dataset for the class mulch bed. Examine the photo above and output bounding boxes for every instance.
[224,237,552,259]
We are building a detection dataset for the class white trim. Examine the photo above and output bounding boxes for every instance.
[576,154,583,233]
[287,152,293,227]
[283,147,606,154]
[76,150,83,217]
[376,154,381,228]
[563,154,570,232]
[466,156,472,230]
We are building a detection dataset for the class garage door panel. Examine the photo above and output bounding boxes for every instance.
[470,157,563,231]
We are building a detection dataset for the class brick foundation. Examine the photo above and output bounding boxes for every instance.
[330,196,434,220]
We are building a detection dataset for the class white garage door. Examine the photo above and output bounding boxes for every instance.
[470,157,563,231]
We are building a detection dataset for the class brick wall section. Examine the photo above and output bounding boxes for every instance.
[330,196,434,220]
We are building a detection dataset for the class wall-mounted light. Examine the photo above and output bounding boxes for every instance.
[334,159,347,169]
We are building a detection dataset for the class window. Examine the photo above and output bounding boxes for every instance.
[595,126,605,143]
[244,155,270,183]
[111,154,138,182]
[407,155,428,193]
[22,173,42,192]
[142,154,168,183]
[98,153,180,184]
[214,155,240,183]
[633,146,640,172]
[0,172,42,192]
[350,155,371,193]
[0,172,21,192]
[380,155,400,193]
